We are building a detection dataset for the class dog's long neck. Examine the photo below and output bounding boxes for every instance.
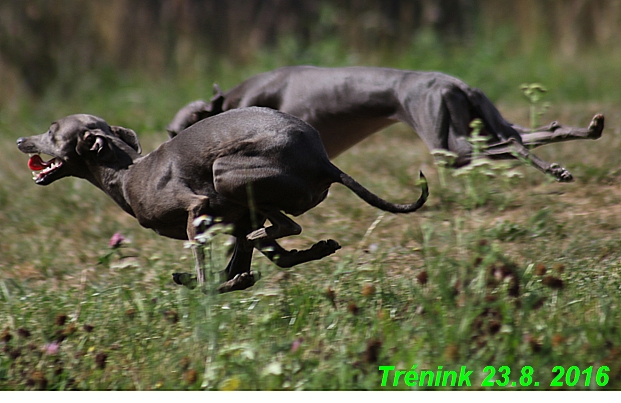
[86,154,139,218]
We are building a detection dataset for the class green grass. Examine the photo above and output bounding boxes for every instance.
[2,37,621,390]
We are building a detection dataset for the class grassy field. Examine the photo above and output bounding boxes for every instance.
[1,49,621,390]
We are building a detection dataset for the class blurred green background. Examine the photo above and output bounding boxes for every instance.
[1,0,620,133]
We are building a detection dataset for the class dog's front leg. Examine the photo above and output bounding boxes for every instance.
[173,196,209,293]
[172,245,208,292]
[216,237,260,293]
[484,138,573,182]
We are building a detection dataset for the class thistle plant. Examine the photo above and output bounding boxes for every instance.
[448,119,523,210]
[184,215,234,291]
[432,149,458,189]
[521,83,551,131]
[184,215,233,389]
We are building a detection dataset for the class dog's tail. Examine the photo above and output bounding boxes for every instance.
[336,170,428,214]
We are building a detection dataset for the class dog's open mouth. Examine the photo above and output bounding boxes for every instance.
[28,154,63,184]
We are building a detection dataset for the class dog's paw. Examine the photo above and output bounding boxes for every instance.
[217,271,261,293]
[587,114,604,139]
[310,239,342,257]
[172,272,197,290]
[548,163,574,182]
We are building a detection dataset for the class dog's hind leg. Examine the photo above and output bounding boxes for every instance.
[216,237,342,292]
[220,211,341,289]
[517,114,604,148]
[246,209,302,241]
[443,87,574,181]
[256,238,341,268]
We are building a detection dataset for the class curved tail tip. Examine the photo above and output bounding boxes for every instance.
[418,170,429,197]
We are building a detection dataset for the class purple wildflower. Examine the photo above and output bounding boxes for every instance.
[44,342,60,355]
[108,232,125,249]
[290,337,303,353]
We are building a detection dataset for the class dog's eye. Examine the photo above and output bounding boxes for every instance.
[48,122,59,134]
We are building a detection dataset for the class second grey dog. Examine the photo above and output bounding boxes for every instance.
[168,66,605,182]
[17,107,428,293]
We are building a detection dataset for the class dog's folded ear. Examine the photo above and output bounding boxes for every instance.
[111,126,142,154]
[209,83,225,114]
[76,130,115,162]
[212,83,223,97]
[182,84,225,119]
[166,86,226,138]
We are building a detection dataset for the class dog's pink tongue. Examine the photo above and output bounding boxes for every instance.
[28,155,52,171]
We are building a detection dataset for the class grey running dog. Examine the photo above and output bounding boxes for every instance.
[17,107,428,293]
[168,66,604,182]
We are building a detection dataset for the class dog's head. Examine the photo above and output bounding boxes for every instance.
[166,84,225,138]
[16,114,142,186]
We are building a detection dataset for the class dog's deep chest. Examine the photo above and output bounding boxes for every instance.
[122,156,251,240]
